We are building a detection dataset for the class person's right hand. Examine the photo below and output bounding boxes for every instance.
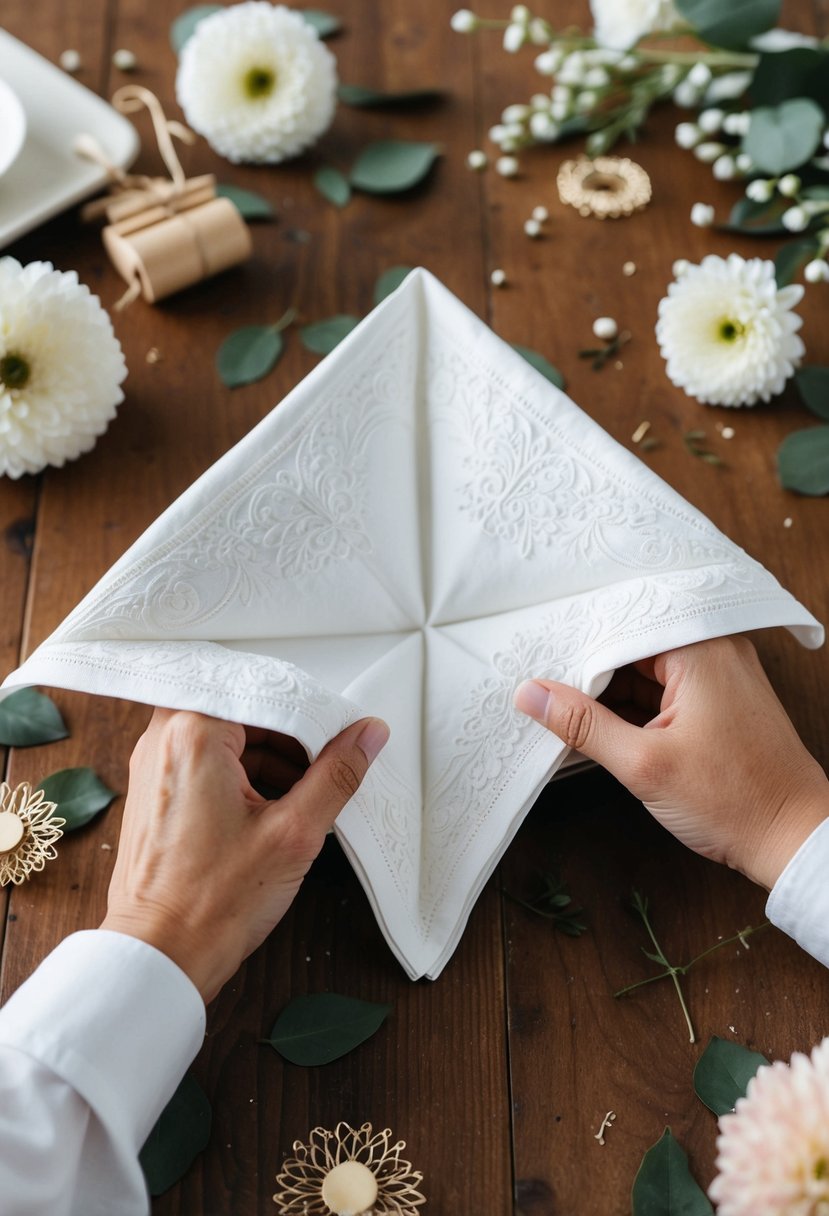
[514,635,829,890]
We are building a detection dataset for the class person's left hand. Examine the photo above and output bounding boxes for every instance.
[101,709,389,1002]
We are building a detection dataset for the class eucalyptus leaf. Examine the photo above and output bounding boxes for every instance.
[693,1037,768,1115]
[338,84,443,108]
[267,993,390,1065]
[217,325,284,388]
[0,688,69,747]
[373,265,414,305]
[512,344,566,390]
[725,195,789,234]
[169,4,222,53]
[350,140,440,194]
[744,98,825,175]
[795,366,829,420]
[38,767,116,832]
[215,183,275,220]
[300,315,360,355]
[632,1128,714,1216]
[800,185,829,202]
[675,0,779,50]
[778,426,829,494]
[774,238,820,286]
[750,48,829,109]
[314,166,352,208]
[300,9,341,37]
[140,1074,211,1197]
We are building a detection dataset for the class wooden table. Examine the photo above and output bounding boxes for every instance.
[2,1,828,1211]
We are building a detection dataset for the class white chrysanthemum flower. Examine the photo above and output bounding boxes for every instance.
[590,0,681,49]
[0,259,126,479]
[656,254,804,407]
[709,1038,829,1215]
[176,2,337,164]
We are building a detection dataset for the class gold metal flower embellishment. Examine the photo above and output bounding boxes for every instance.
[0,782,65,886]
[273,1122,425,1215]
[557,155,652,219]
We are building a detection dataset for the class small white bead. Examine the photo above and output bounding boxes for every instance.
[532,205,549,222]
[688,62,712,89]
[778,173,801,197]
[694,141,727,164]
[746,178,774,203]
[713,154,737,181]
[466,149,488,170]
[490,268,507,287]
[672,258,691,277]
[450,9,478,32]
[804,259,829,283]
[622,261,636,276]
[675,122,701,149]
[112,48,137,71]
[783,517,793,528]
[721,426,735,439]
[524,218,541,237]
[496,155,520,177]
[592,316,618,341]
[782,206,809,232]
[690,202,715,227]
[59,49,81,72]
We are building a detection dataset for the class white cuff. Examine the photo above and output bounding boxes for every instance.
[766,818,829,969]
[0,930,205,1148]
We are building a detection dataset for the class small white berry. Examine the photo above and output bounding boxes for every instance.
[713,154,737,181]
[622,261,636,276]
[532,205,549,222]
[735,152,752,173]
[672,258,691,277]
[782,206,809,232]
[694,141,727,164]
[746,178,774,203]
[690,202,715,227]
[491,268,507,287]
[721,426,735,439]
[59,49,81,72]
[112,48,137,71]
[804,259,829,283]
[502,103,530,124]
[783,517,793,528]
[524,218,541,238]
[510,4,530,22]
[778,173,801,197]
[529,112,559,140]
[592,316,618,341]
[496,155,520,177]
[466,149,488,170]
[688,62,712,89]
[489,124,508,145]
[675,122,701,149]
[503,22,525,52]
[723,111,750,137]
[698,108,724,134]
[450,9,478,32]
[673,80,700,109]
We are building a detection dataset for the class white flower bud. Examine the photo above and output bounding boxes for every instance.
[722,111,750,137]
[532,205,549,222]
[496,155,520,177]
[694,141,727,164]
[618,55,637,72]
[672,80,700,109]
[735,152,752,173]
[112,48,137,71]
[583,66,610,88]
[690,202,715,227]
[490,268,507,287]
[675,122,701,149]
[534,50,559,76]
[804,259,829,283]
[558,52,586,84]
[466,149,488,170]
[530,93,551,110]
[698,108,724,134]
[576,90,598,111]
[778,173,801,197]
[672,259,691,277]
[550,100,569,121]
[688,62,712,89]
[510,4,530,22]
[661,64,682,87]
[529,112,559,140]
[592,316,618,341]
[713,154,737,180]
[746,178,774,203]
[450,9,478,32]
[524,218,541,238]
[551,84,571,104]
[500,136,519,153]
[59,48,81,72]
[502,104,531,124]
[488,124,508,144]
[782,206,809,232]
[529,18,550,44]
[503,22,526,52]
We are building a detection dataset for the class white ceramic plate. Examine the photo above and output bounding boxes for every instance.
[0,77,26,177]
[0,30,139,250]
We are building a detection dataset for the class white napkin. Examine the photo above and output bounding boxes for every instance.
[4,269,822,979]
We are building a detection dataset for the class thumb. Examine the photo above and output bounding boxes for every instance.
[281,716,390,837]
[514,679,648,787]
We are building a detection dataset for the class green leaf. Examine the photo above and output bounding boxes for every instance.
[512,344,566,390]
[750,48,829,109]
[300,9,341,38]
[632,1128,714,1216]
[38,767,116,832]
[0,688,69,747]
[774,238,820,286]
[725,195,790,234]
[140,1074,211,1197]
[800,185,829,202]
[373,265,414,305]
[744,98,825,176]
[693,1037,768,1115]
[350,140,440,194]
[300,315,360,355]
[169,4,223,53]
[217,325,284,388]
[313,166,351,208]
[338,84,444,108]
[675,0,779,50]
[778,425,829,495]
[266,993,391,1065]
[215,183,274,220]
[795,366,829,420]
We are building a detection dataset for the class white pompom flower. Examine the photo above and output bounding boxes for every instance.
[0,258,127,479]
[709,1038,829,1216]
[656,254,804,407]
[176,2,337,164]
[590,0,681,50]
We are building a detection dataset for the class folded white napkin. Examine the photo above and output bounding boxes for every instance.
[4,269,822,979]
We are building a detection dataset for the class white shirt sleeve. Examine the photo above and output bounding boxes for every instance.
[767,817,829,969]
[0,929,205,1216]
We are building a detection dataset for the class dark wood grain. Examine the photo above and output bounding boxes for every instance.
[1,0,828,1213]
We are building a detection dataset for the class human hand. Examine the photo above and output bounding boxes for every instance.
[514,636,829,890]
[100,710,389,1002]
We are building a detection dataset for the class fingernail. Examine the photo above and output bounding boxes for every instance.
[514,680,551,722]
[356,718,390,766]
